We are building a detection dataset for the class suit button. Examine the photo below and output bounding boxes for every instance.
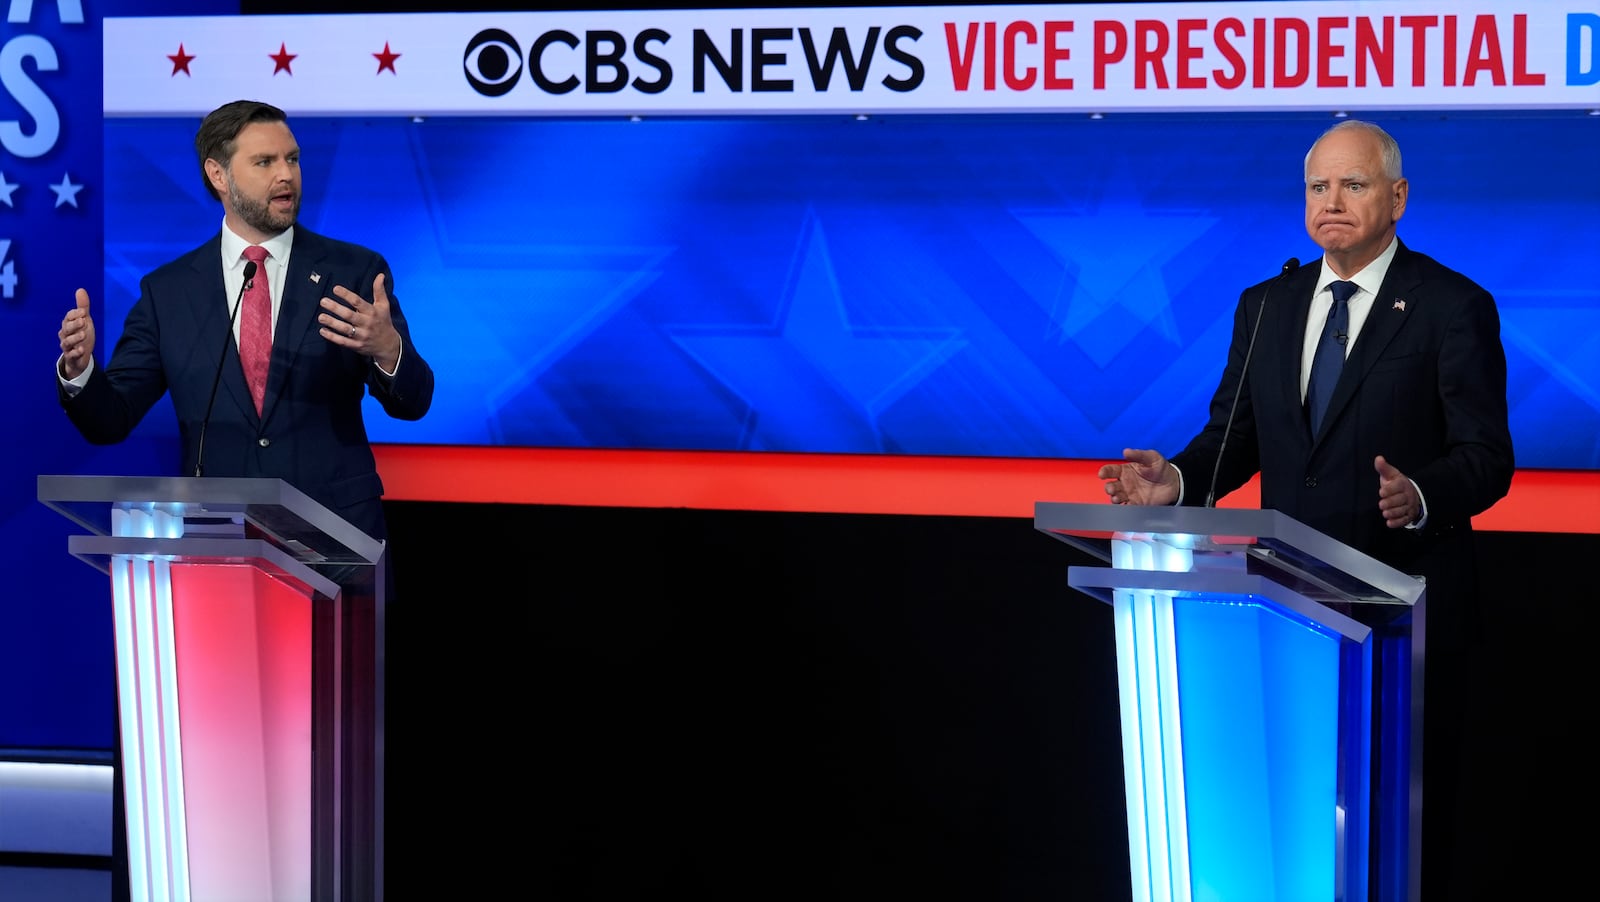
[1305,476,1317,488]
[258,438,271,448]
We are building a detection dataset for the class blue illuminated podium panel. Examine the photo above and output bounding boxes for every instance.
[1035,503,1425,902]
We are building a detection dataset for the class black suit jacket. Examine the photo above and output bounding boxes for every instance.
[61,227,434,540]
[1169,240,1513,585]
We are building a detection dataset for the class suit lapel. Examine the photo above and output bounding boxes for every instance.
[1283,268,1318,400]
[1263,266,1319,428]
[261,231,329,419]
[1313,242,1420,442]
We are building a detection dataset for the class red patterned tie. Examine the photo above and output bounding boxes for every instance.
[240,245,272,416]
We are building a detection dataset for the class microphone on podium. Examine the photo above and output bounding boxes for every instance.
[195,259,257,477]
[1204,257,1300,508]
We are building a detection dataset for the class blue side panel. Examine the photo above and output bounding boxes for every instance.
[1175,598,1343,902]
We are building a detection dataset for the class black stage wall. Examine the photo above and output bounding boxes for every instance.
[382,501,1596,900]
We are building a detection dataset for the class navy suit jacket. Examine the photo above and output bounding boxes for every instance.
[61,227,434,540]
[1169,240,1514,586]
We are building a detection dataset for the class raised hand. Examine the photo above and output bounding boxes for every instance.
[58,288,96,381]
[319,272,402,371]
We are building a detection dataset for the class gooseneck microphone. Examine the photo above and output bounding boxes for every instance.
[195,259,257,477]
[1204,257,1300,508]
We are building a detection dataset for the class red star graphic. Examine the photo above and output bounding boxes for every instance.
[168,43,195,76]
[270,43,297,76]
[374,42,401,75]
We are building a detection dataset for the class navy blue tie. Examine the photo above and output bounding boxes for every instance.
[1307,280,1357,432]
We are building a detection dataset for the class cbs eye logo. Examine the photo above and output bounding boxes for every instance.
[464,28,523,97]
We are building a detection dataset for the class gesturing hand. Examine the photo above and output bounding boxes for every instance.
[1375,455,1420,528]
[58,288,97,381]
[1097,448,1181,506]
[319,273,402,371]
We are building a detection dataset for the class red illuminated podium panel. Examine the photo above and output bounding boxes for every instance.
[38,475,386,902]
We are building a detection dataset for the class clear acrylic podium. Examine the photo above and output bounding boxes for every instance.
[1035,502,1425,902]
[39,475,388,902]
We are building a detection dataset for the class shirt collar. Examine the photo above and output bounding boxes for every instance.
[220,221,294,271]
[1316,236,1398,300]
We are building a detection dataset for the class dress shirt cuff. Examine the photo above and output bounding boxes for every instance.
[59,356,93,397]
[374,341,403,379]
[1407,479,1428,530]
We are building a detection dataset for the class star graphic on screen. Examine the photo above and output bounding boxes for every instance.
[50,173,84,208]
[0,172,18,207]
[374,42,401,75]
[666,211,966,452]
[1011,168,1217,367]
[168,43,194,76]
[270,43,296,75]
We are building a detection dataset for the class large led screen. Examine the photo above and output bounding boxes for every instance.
[96,3,1600,467]
[105,108,1599,466]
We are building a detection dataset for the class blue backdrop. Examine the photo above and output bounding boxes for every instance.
[101,112,1600,465]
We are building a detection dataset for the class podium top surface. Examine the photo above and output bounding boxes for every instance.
[1034,501,1423,608]
[38,475,383,568]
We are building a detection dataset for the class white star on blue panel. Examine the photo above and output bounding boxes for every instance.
[50,173,84,208]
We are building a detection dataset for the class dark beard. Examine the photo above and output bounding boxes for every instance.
[228,176,298,235]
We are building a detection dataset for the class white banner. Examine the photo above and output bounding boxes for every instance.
[104,2,1600,116]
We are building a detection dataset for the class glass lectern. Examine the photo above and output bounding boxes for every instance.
[1036,502,1425,902]
[39,474,386,902]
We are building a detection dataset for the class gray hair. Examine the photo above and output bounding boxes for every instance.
[1305,119,1403,181]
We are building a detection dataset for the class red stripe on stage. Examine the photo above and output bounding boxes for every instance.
[373,445,1599,534]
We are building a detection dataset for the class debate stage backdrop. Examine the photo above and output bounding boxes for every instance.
[3,1,1598,750]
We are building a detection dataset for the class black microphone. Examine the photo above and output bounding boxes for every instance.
[1204,257,1300,508]
[195,259,256,477]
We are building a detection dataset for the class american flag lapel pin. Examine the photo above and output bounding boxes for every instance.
[310,271,322,284]
[1393,299,1406,311]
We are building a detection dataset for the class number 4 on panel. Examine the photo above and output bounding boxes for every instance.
[0,240,15,299]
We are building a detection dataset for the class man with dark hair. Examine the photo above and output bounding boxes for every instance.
[54,98,432,900]
[56,98,432,540]
[1098,119,1514,899]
